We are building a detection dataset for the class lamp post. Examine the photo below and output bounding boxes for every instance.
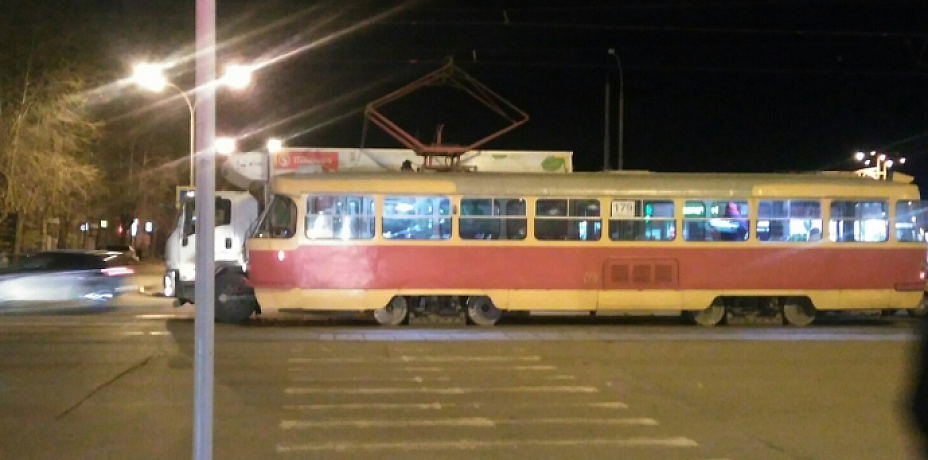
[854,150,905,180]
[608,48,624,171]
[265,138,283,206]
[132,63,253,186]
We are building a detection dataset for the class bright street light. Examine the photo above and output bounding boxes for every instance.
[216,137,237,155]
[222,64,253,90]
[132,63,168,92]
[266,138,283,153]
[131,62,254,186]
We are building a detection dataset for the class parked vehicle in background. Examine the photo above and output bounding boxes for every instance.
[98,245,140,265]
[0,250,134,311]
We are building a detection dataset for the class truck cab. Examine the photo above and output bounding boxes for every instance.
[163,191,259,304]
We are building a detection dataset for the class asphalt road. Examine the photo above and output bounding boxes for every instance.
[0,286,925,460]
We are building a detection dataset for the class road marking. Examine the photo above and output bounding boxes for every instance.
[276,436,699,453]
[135,314,186,320]
[280,417,496,429]
[285,385,599,395]
[496,417,658,426]
[290,376,450,383]
[288,365,559,372]
[283,401,629,411]
[288,355,542,364]
[287,374,574,383]
[280,417,656,430]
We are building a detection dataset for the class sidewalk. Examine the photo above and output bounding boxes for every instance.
[132,261,164,296]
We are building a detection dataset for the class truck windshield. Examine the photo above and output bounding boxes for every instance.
[182,197,234,238]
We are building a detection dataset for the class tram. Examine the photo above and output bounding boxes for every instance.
[218,170,928,326]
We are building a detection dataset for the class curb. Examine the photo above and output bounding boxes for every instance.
[139,285,165,297]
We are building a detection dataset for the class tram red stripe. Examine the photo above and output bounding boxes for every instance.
[246,246,924,291]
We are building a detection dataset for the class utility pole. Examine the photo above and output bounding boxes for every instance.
[608,48,624,170]
[603,73,611,171]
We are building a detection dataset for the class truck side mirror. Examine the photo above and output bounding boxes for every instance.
[182,237,188,247]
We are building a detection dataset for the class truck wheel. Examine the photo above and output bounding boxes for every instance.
[215,272,258,323]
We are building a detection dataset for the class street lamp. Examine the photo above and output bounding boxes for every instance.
[608,48,624,171]
[854,150,905,180]
[131,62,254,186]
[215,136,237,155]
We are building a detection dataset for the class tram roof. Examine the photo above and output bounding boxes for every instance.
[271,170,922,200]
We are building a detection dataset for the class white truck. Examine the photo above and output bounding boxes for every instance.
[163,190,258,306]
[162,147,574,306]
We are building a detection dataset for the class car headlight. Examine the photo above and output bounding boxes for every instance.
[178,264,196,282]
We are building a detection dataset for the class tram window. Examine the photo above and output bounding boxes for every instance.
[756,200,822,242]
[252,195,297,239]
[534,199,601,241]
[895,201,927,242]
[305,194,375,240]
[608,199,675,241]
[829,200,887,242]
[460,197,527,240]
[682,200,749,242]
[383,195,451,240]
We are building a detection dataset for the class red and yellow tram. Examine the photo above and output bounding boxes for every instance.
[224,171,927,326]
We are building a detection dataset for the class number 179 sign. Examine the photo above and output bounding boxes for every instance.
[611,200,636,218]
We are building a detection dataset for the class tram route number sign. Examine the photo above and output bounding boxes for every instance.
[611,200,636,218]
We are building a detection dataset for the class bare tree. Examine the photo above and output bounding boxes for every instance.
[0,29,103,253]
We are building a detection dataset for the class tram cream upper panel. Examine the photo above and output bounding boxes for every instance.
[272,171,920,200]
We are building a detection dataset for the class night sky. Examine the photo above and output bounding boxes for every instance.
[116,1,928,185]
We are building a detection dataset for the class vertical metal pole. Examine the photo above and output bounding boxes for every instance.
[193,0,216,459]
[603,75,610,172]
[617,56,624,171]
[189,111,196,186]
[609,48,625,171]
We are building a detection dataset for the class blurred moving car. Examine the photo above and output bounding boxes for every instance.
[97,244,140,265]
[0,250,134,311]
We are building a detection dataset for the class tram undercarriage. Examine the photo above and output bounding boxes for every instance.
[369,294,825,327]
[214,271,925,327]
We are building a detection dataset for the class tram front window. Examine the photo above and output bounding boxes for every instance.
[252,196,297,239]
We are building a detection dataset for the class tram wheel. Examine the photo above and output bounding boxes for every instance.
[374,296,408,326]
[466,296,502,326]
[782,297,817,327]
[910,295,928,317]
[685,301,727,327]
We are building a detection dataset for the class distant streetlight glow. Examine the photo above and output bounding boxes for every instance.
[853,150,905,180]
[267,138,283,153]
